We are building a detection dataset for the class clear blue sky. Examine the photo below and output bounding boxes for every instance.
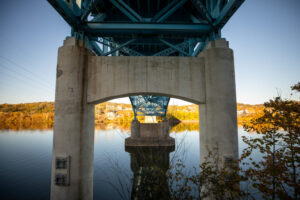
[0,0,299,105]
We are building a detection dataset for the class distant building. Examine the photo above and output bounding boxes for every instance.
[106,104,115,111]
[144,116,157,123]
[105,112,116,120]
[237,109,249,116]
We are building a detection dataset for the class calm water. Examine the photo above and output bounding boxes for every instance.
[0,126,254,200]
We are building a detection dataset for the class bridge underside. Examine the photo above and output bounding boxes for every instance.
[48,1,244,199]
[48,0,244,117]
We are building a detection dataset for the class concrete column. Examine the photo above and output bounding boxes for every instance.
[51,37,95,200]
[199,38,238,165]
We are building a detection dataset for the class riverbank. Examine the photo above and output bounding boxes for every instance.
[0,102,264,130]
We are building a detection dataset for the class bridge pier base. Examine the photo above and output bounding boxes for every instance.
[199,39,238,165]
[125,120,175,147]
[50,38,95,200]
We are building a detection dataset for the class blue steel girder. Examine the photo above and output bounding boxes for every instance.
[48,0,245,57]
[129,96,170,117]
[47,0,245,117]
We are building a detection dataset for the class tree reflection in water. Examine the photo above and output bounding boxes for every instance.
[126,146,174,199]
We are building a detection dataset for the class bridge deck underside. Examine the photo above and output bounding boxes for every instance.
[48,0,244,116]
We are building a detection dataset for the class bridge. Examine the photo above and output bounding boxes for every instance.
[47,0,244,199]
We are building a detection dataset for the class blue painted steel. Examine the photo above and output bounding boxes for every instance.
[191,0,213,23]
[115,0,144,22]
[109,0,139,22]
[156,0,187,22]
[85,23,211,35]
[88,39,104,55]
[129,95,170,117]
[47,0,245,117]
[213,0,245,28]
[192,37,209,57]
[159,39,190,56]
[152,0,180,22]
[47,0,78,27]
[81,0,100,21]
[152,41,190,56]
[95,38,144,56]
[102,39,136,56]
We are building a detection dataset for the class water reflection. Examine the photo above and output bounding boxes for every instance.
[0,126,259,200]
[126,146,174,199]
[1,121,199,133]
[96,122,199,133]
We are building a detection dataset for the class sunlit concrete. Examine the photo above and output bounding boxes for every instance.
[51,38,94,200]
[87,54,206,104]
[199,39,238,164]
[125,120,175,147]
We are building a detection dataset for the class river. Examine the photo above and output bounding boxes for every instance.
[0,124,256,200]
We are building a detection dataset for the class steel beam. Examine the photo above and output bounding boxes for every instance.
[130,95,170,117]
[116,0,144,22]
[81,0,100,21]
[192,37,209,57]
[159,39,190,56]
[47,0,79,28]
[85,37,104,55]
[152,0,181,22]
[213,0,245,28]
[102,39,136,56]
[152,41,189,56]
[85,23,210,35]
[95,38,144,56]
[90,13,107,22]
[190,0,213,23]
[109,0,139,22]
[156,0,187,22]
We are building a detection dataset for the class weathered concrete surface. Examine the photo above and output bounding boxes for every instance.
[87,56,206,104]
[199,39,238,164]
[50,38,95,200]
[50,37,238,200]
[130,119,140,138]
[126,120,175,147]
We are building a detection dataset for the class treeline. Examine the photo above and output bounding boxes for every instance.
[0,102,264,130]
[0,102,54,130]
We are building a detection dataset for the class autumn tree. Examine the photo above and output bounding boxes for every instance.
[242,82,300,199]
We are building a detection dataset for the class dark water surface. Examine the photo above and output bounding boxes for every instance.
[0,126,253,200]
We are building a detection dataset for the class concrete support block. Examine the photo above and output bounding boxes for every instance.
[131,119,140,138]
[50,38,95,200]
[159,120,169,138]
[125,120,174,147]
[199,38,238,165]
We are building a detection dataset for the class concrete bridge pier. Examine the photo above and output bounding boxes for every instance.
[125,119,175,147]
[49,37,238,200]
[50,38,95,200]
[199,39,238,165]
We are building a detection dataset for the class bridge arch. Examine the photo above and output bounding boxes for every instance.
[87,56,206,105]
[88,92,202,106]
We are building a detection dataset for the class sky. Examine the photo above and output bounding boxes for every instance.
[0,0,299,105]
